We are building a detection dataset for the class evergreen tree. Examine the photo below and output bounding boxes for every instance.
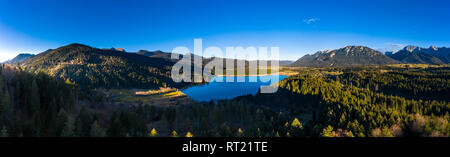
[30,79,40,115]
[56,109,69,136]
[75,105,92,137]
[90,120,106,137]
[0,78,13,128]
[1,126,8,137]
[107,117,123,137]
[32,113,42,137]
[0,82,4,126]
[61,117,75,137]
[0,78,3,115]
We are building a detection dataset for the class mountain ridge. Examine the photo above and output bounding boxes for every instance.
[386,45,450,64]
[3,53,35,64]
[290,46,400,67]
[20,43,181,89]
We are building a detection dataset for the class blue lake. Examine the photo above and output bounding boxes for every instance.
[182,75,288,102]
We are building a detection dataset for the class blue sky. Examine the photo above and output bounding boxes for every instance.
[1,0,449,62]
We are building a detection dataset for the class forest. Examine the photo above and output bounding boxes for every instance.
[236,65,449,137]
[0,64,449,137]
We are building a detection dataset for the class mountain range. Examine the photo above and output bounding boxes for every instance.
[290,45,450,67]
[19,43,180,89]
[4,44,449,88]
[12,43,289,89]
[290,46,399,67]
[385,46,450,64]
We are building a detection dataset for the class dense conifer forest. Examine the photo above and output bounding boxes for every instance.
[236,65,450,137]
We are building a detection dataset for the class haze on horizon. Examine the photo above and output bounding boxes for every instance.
[1,0,450,62]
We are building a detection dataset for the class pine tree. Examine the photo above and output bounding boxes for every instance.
[30,79,40,114]
[0,76,4,113]
[14,81,21,107]
[74,118,83,137]
[61,117,75,137]
[33,113,42,137]
[0,85,4,126]
[90,121,106,137]
[0,126,8,137]
[56,109,69,136]
[75,105,92,137]
[13,114,23,137]
[0,78,13,127]
[107,117,123,137]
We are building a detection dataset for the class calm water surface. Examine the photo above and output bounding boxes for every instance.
[182,75,288,102]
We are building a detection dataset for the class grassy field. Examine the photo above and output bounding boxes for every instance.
[100,87,195,107]
[385,64,448,68]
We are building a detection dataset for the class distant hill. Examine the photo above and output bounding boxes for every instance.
[21,43,184,89]
[387,46,450,64]
[3,53,35,64]
[278,60,295,66]
[110,48,126,52]
[137,50,292,67]
[137,50,172,59]
[386,46,444,64]
[290,46,399,67]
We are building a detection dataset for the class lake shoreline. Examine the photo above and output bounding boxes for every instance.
[182,75,289,102]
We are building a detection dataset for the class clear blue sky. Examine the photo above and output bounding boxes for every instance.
[1,0,449,62]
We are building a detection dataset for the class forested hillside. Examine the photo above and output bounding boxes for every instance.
[234,65,450,137]
[20,43,184,89]
[0,64,302,137]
